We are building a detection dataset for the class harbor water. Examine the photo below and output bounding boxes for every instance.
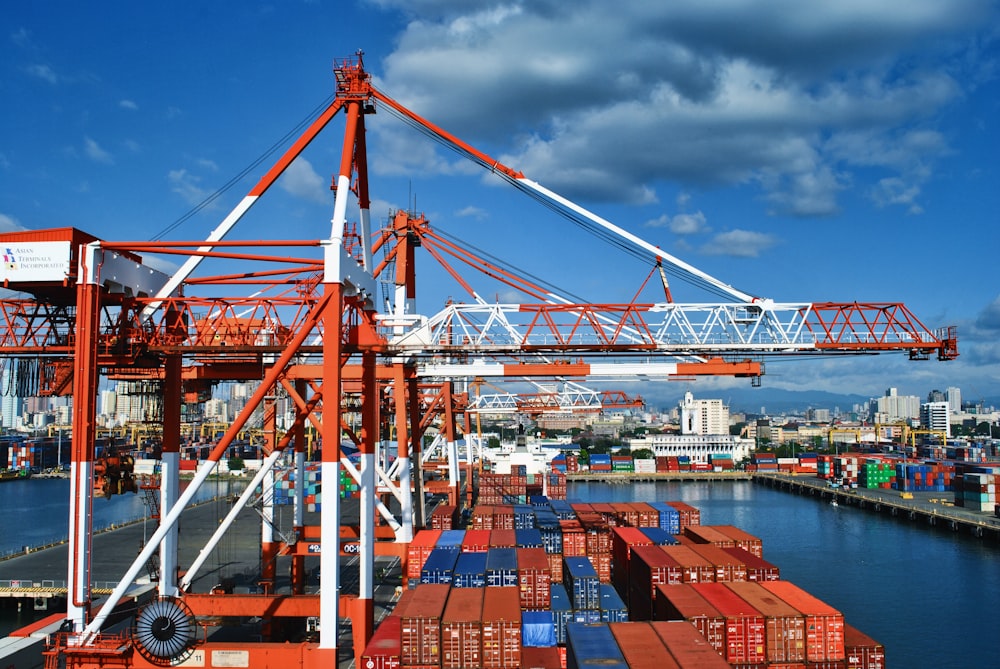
[3,477,997,666]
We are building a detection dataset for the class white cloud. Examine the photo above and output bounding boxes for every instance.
[120,99,138,111]
[701,229,777,257]
[455,205,488,220]
[372,1,991,215]
[168,169,211,206]
[0,213,28,233]
[279,158,329,204]
[25,63,58,84]
[83,137,113,164]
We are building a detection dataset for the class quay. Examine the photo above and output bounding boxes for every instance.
[753,472,1000,541]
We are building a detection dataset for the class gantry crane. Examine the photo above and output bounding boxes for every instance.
[0,51,957,668]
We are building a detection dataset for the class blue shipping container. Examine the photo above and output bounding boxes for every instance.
[648,501,681,535]
[437,529,465,551]
[550,583,573,645]
[566,623,628,669]
[564,556,600,610]
[638,527,679,546]
[420,547,459,585]
[453,551,488,588]
[598,584,628,623]
[486,547,518,587]
[515,528,544,549]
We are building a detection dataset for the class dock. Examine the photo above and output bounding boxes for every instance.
[754,472,1000,540]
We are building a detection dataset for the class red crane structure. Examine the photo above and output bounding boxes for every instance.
[0,52,956,668]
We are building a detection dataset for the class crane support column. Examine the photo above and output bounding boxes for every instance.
[160,350,182,598]
[260,392,278,595]
[394,363,414,545]
[292,378,308,594]
[66,242,101,632]
[354,349,378,662]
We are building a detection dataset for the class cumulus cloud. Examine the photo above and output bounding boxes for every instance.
[701,229,777,257]
[279,158,329,204]
[645,211,709,235]
[371,1,992,216]
[120,99,138,111]
[455,205,488,220]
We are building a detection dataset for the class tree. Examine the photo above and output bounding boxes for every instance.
[631,448,654,460]
[227,456,245,473]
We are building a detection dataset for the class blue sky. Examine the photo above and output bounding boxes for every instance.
[2,1,999,405]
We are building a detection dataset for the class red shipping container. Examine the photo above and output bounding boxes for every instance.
[546,552,563,584]
[517,547,552,610]
[611,527,653,594]
[360,615,401,669]
[431,504,458,530]
[463,529,492,552]
[406,529,442,582]
[473,505,494,530]
[683,524,737,548]
[628,544,683,620]
[490,529,517,548]
[762,580,845,663]
[654,583,726,655]
[608,621,682,669]
[686,543,748,582]
[845,623,886,669]
[441,587,484,669]
[713,525,764,558]
[592,552,611,584]
[661,545,715,583]
[721,546,780,581]
[482,587,521,669]
[559,521,587,557]
[691,582,767,665]
[631,502,660,528]
[650,620,731,668]
[521,646,562,669]
[665,501,701,529]
[400,583,449,666]
[727,581,806,663]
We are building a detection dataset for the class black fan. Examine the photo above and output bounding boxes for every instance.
[133,596,197,666]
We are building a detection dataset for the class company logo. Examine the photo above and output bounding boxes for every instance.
[3,247,16,271]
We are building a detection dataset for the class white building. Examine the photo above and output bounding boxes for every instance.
[946,387,962,414]
[920,401,951,438]
[680,392,728,435]
[873,388,920,423]
[625,433,755,464]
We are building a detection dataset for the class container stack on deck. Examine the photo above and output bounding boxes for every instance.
[370,496,886,669]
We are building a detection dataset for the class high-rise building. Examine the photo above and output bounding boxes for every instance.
[1,365,23,430]
[874,388,920,422]
[946,387,961,414]
[680,392,729,435]
[920,401,950,438]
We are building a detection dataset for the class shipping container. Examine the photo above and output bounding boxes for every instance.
[611,527,653,594]
[685,542,748,582]
[490,528,517,548]
[565,623,627,669]
[521,610,557,648]
[628,544,682,620]
[550,583,573,645]
[608,621,681,669]
[406,529,442,582]
[482,586,522,669]
[721,546,780,581]
[431,504,459,530]
[360,614,401,669]
[517,547,553,610]
[653,583,726,654]
[420,546,460,585]
[650,620,731,668]
[400,583,449,666]
[683,524,737,548]
[486,547,519,587]
[726,581,806,663]
[761,581,845,663]
[437,529,466,551]
[647,501,681,534]
[661,544,715,583]
[691,582,767,665]
[844,623,886,669]
[638,527,679,546]
[665,501,701,529]
[563,556,600,610]
[598,583,629,623]
[453,551,489,588]
[515,527,544,548]
[441,587,484,669]
[520,646,562,669]
[463,529,492,553]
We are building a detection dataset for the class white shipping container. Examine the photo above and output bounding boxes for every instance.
[634,459,657,473]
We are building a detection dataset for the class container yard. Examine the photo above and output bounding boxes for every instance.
[356,494,887,669]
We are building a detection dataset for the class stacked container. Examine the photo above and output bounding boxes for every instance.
[482,586,521,669]
[441,587,484,669]
[653,583,725,654]
[563,556,600,611]
[399,583,449,667]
